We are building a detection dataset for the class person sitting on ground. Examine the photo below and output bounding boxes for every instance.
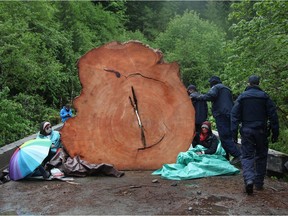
[152,120,239,180]
[192,76,241,164]
[28,165,50,179]
[37,121,62,158]
[192,121,219,155]
[60,104,73,122]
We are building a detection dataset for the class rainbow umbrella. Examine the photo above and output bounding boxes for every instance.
[9,139,52,180]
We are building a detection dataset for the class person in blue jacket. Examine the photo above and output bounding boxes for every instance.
[60,104,73,122]
[231,75,279,195]
[37,121,62,158]
[192,76,241,164]
[187,84,208,133]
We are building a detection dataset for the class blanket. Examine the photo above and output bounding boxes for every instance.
[152,142,239,180]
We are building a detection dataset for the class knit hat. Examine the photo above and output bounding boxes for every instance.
[208,76,221,84]
[248,75,260,85]
[43,122,51,130]
[39,121,51,136]
[201,121,211,130]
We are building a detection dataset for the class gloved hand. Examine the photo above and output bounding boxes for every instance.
[271,134,278,143]
[271,129,279,143]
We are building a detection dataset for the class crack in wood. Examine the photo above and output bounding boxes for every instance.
[129,86,164,151]
[137,134,165,151]
[103,68,164,83]
[127,73,165,83]
[103,68,121,78]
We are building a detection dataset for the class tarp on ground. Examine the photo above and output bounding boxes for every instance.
[46,148,124,178]
[152,142,239,180]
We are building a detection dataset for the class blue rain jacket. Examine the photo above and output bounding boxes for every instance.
[37,130,61,153]
[60,106,73,122]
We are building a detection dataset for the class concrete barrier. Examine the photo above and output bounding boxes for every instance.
[267,149,288,173]
[0,123,63,171]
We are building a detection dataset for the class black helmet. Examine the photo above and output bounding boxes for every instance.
[248,75,260,85]
[208,76,221,87]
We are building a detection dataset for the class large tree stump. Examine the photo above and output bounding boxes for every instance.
[61,41,195,170]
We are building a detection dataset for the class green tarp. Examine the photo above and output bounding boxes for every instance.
[152,142,240,180]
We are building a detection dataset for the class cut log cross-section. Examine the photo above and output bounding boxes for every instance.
[61,41,195,170]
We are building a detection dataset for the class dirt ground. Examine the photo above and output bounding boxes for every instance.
[0,170,288,215]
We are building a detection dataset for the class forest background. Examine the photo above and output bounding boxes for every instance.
[0,0,287,154]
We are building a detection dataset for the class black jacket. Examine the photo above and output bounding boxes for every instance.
[231,86,279,138]
[190,92,208,125]
[192,132,219,154]
[196,83,234,117]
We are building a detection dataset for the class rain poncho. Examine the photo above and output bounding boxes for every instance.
[152,142,239,180]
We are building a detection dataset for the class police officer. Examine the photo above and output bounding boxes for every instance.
[187,84,208,133]
[193,76,241,164]
[231,75,279,195]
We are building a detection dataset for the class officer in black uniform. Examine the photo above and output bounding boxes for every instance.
[193,76,241,164]
[187,84,208,133]
[231,75,279,195]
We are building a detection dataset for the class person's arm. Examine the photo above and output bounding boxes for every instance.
[51,131,61,149]
[60,109,66,118]
[195,86,218,102]
[203,135,219,154]
[231,97,241,142]
[266,97,279,143]
[69,109,73,117]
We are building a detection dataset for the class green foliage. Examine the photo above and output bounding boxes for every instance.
[117,30,151,45]
[224,0,288,153]
[0,0,287,157]
[0,87,34,147]
[203,1,232,33]
[154,11,226,89]
[0,2,67,105]
[270,127,288,154]
[124,1,178,40]
[0,1,126,146]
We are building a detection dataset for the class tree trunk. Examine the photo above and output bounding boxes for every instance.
[61,41,195,170]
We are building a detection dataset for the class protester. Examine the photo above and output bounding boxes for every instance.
[37,121,62,157]
[231,75,279,195]
[187,84,208,133]
[192,121,218,155]
[192,76,241,164]
[152,120,239,180]
[60,104,73,122]
[28,165,50,179]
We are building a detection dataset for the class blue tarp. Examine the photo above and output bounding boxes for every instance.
[152,142,240,180]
